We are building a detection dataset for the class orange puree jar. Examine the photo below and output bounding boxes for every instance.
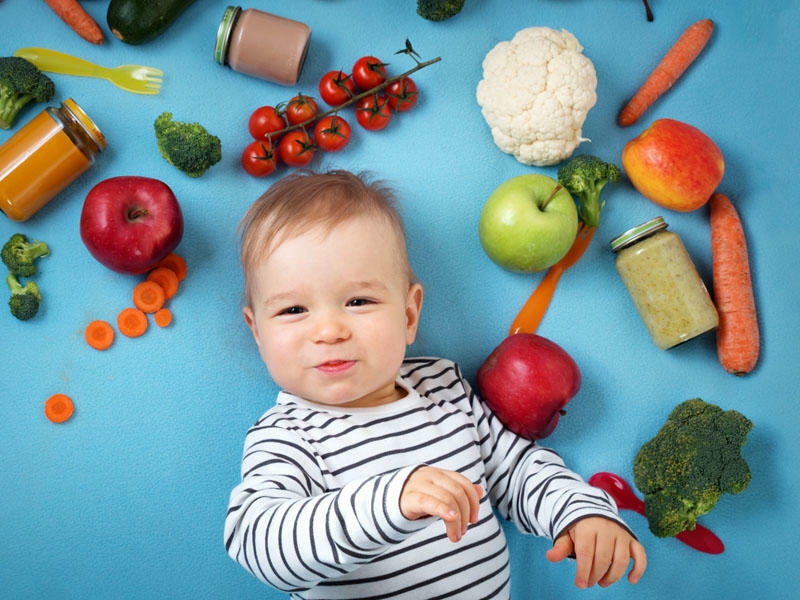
[0,98,106,221]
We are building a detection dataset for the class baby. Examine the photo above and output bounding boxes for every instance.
[225,170,645,599]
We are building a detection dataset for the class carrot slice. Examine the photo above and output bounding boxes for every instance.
[85,319,115,350]
[154,253,186,282]
[147,267,179,299]
[117,307,148,338]
[45,393,75,423]
[132,280,166,313]
[154,307,173,327]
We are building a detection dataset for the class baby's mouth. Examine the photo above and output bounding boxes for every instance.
[316,360,355,373]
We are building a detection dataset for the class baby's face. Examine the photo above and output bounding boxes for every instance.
[243,215,422,408]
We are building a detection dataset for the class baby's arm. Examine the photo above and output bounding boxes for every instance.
[399,466,483,543]
[225,426,435,591]
[545,517,647,588]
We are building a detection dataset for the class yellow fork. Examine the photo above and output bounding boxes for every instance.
[14,47,163,95]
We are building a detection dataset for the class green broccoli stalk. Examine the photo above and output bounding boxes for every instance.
[2,233,50,277]
[556,154,621,228]
[633,398,753,538]
[154,112,222,178]
[7,273,41,321]
[417,0,466,21]
[0,57,55,129]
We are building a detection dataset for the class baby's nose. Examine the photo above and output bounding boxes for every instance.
[312,312,350,343]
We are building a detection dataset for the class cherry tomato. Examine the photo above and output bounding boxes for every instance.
[386,77,419,112]
[314,115,352,153]
[355,94,392,131]
[248,105,286,141]
[352,56,388,91]
[318,70,356,107]
[241,140,278,177]
[285,94,319,127]
[278,130,316,167]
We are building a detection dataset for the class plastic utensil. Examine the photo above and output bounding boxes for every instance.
[588,471,725,555]
[14,47,163,95]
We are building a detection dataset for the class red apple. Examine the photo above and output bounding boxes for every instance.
[621,118,724,212]
[476,333,581,440]
[80,176,184,274]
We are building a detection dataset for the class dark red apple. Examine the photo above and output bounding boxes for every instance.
[80,176,184,274]
[476,333,581,440]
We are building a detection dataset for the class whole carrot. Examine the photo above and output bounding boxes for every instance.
[709,193,759,375]
[618,18,714,127]
[44,0,104,45]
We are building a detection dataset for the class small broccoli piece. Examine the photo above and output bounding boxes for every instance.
[633,398,753,538]
[417,0,466,21]
[557,154,621,228]
[154,112,222,178]
[2,232,50,277]
[7,273,41,321]
[0,57,55,129]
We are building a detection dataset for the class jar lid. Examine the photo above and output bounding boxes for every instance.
[610,216,668,252]
[214,6,242,65]
[62,98,107,151]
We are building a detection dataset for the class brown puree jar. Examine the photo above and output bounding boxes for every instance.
[214,6,311,86]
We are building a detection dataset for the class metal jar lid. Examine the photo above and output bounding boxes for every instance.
[58,98,107,153]
[610,216,668,252]
[214,5,242,65]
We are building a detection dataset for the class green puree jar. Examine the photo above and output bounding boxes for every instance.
[611,217,719,350]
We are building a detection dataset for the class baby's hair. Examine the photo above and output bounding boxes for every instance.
[239,169,416,305]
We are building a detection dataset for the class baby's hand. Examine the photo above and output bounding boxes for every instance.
[400,466,483,543]
[546,517,647,588]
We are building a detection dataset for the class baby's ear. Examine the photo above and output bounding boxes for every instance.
[243,306,261,348]
[405,283,423,345]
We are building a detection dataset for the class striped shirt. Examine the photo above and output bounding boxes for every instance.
[224,357,627,599]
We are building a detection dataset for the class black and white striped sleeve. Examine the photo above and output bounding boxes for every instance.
[223,424,430,593]
[459,372,629,540]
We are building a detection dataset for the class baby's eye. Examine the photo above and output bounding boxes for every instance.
[279,305,306,316]
[347,298,374,307]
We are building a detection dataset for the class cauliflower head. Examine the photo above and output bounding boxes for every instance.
[476,27,597,166]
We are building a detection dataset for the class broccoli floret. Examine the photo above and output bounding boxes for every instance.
[557,154,621,228]
[2,233,50,277]
[633,398,753,538]
[154,112,221,177]
[0,57,55,129]
[417,0,466,21]
[7,273,41,321]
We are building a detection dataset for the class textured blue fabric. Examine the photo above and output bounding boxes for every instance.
[1,1,796,598]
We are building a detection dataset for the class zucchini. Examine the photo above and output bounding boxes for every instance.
[107,0,198,45]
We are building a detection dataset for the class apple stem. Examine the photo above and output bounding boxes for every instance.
[642,0,654,21]
[127,207,149,221]
[541,184,564,210]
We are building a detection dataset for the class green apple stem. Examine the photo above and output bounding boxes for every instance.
[540,184,564,210]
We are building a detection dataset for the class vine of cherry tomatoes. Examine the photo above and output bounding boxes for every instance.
[240,49,427,178]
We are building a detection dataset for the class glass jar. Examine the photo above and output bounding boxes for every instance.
[0,98,106,222]
[214,6,311,86]
[610,217,718,350]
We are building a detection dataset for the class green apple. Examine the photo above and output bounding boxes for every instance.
[478,174,578,272]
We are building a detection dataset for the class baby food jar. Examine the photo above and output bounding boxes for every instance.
[610,217,718,350]
[0,98,106,222]
[214,5,311,86]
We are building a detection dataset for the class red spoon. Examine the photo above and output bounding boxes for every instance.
[588,471,725,555]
